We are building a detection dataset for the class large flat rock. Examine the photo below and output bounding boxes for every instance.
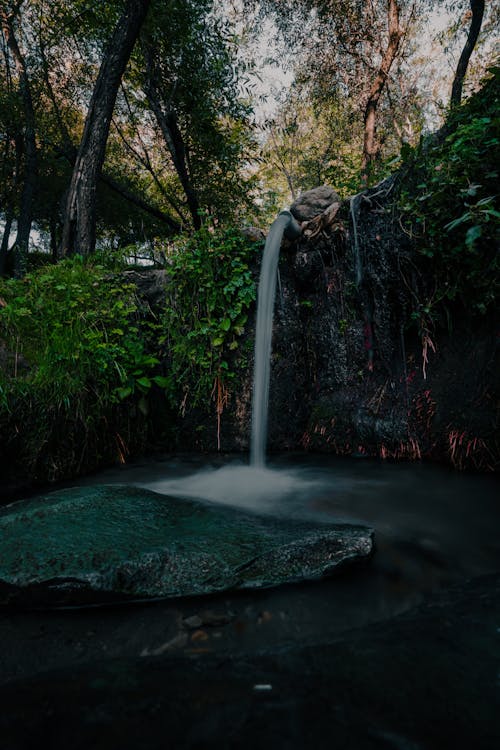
[0,485,373,607]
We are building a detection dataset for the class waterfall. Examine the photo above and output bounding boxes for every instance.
[250,210,301,467]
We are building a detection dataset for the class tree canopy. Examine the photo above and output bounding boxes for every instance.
[0,0,498,270]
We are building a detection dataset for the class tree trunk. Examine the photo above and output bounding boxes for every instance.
[361,0,403,186]
[0,133,21,276]
[144,51,202,230]
[1,6,38,278]
[0,210,13,276]
[450,0,485,108]
[53,140,181,233]
[49,216,59,263]
[60,0,151,257]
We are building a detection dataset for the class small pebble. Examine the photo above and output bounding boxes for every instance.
[183,615,203,629]
[257,610,272,625]
[191,629,209,642]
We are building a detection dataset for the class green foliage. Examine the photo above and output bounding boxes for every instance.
[127,0,257,227]
[0,225,259,479]
[0,257,159,405]
[0,256,171,479]
[256,97,364,215]
[162,225,258,410]
[399,68,499,322]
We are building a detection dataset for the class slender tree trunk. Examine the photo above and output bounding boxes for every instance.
[361,0,403,186]
[1,5,38,277]
[0,210,13,275]
[60,0,151,257]
[145,51,202,230]
[49,215,59,263]
[450,0,485,108]
[0,130,22,275]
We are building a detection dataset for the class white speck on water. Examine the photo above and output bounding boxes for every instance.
[253,684,273,692]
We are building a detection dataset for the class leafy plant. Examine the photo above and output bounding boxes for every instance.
[399,68,499,323]
[0,256,169,480]
[0,256,161,402]
[161,224,258,412]
[0,225,259,479]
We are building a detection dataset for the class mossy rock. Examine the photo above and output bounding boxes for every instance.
[0,485,373,607]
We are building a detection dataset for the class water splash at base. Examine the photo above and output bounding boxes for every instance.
[146,464,317,513]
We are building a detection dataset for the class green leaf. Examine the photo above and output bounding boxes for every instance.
[136,376,152,389]
[465,225,482,248]
[152,375,171,388]
[444,213,471,232]
[116,386,133,400]
[220,317,231,331]
[475,195,496,207]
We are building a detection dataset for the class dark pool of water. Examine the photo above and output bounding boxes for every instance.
[1,454,498,683]
[78,453,500,580]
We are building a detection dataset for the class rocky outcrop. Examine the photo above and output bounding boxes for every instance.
[0,484,373,607]
[290,185,340,221]
[280,178,498,469]
[166,177,498,470]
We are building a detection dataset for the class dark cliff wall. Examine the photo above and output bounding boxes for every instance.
[171,178,498,471]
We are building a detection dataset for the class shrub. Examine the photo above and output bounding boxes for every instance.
[0,257,163,480]
[399,68,499,324]
[161,224,258,421]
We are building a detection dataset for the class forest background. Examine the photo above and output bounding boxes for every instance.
[0,0,498,483]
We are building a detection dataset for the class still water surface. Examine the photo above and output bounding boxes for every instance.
[2,454,498,683]
[79,454,500,584]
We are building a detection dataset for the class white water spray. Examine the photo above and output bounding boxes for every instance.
[250,210,301,467]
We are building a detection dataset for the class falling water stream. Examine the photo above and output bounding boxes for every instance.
[250,209,301,467]
[92,209,306,507]
[137,209,305,503]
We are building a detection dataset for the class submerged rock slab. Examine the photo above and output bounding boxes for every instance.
[0,485,373,607]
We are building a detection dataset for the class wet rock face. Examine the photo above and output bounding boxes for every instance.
[290,186,341,222]
[121,268,168,309]
[0,485,374,607]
